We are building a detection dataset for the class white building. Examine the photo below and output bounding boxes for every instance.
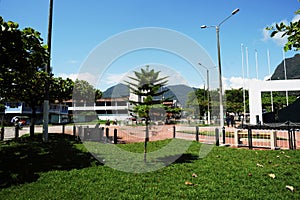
[67,97,131,121]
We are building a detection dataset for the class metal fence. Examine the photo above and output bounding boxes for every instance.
[52,124,300,150]
[2,123,299,150]
[234,127,299,150]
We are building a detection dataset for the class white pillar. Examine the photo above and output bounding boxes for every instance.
[249,80,262,124]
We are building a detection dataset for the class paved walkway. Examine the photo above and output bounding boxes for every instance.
[3,126,30,140]
[2,125,75,140]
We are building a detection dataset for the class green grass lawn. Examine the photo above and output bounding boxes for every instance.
[0,134,299,199]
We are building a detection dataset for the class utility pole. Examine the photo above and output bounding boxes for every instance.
[43,0,53,142]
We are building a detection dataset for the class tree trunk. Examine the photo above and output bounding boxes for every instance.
[30,107,36,137]
[1,114,4,140]
[144,118,149,162]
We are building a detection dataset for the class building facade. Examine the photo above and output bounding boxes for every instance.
[66,97,131,122]
[4,102,69,124]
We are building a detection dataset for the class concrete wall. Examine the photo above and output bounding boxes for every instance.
[248,79,300,124]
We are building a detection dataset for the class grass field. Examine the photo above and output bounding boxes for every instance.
[0,134,299,199]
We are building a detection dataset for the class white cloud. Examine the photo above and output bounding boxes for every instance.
[292,14,300,23]
[159,70,189,86]
[263,74,272,81]
[101,70,188,87]
[55,72,98,86]
[56,72,263,92]
[225,77,244,89]
[104,73,128,85]
[224,76,260,90]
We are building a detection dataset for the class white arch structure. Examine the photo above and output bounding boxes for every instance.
[248,79,300,124]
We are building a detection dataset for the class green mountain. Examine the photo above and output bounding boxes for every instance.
[165,84,195,107]
[271,53,300,80]
[102,83,195,107]
[102,83,129,98]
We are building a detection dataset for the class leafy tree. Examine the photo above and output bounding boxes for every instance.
[0,17,49,136]
[266,4,300,51]
[186,88,249,122]
[164,106,182,121]
[50,77,74,103]
[225,88,249,114]
[73,79,101,104]
[72,79,102,122]
[186,88,207,119]
[95,89,103,101]
[261,91,298,114]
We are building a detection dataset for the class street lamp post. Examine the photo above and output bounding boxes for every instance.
[198,63,211,125]
[201,8,240,129]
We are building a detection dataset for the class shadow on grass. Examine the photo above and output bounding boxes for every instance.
[0,133,101,188]
[157,153,199,166]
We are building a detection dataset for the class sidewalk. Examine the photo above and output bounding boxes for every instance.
[2,125,75,140]
[2,126,30,140]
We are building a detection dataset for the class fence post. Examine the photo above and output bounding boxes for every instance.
[15,125,19,139]
[1,127,4,141]
[215,128,219,146]
[195,126,199,142]
[247,128,253,149]
[270,131,276,150]
[292,128,296,150]
[270,130,277,150]
[106,127,109,140]
[288,129,293,150]
[62,124,65,134]
[222,127,226,144]
[114,128,118,144]
[73,125,76,138]
[78,126,82,140]
[173,126,176,138]
[234,129,239,147]
[100,127,104,141]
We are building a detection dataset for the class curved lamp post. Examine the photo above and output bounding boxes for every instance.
[201,8,239,129]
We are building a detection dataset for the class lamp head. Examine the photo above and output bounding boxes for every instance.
[200,25,207,29]
[232,8,240,15]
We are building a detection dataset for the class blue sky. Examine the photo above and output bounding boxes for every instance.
[1,0,299,91]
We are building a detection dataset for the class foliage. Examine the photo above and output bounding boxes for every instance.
[0,16,49,103]
[0,137,299,199]
[186,88,248,119]
[266,4,300,51]
[0,17,78,135]
[73,79,101,104]
[225,88,249,113]
[186,85,300,120]
[261,91,298,113]
[126,65,169,122]
[94,89,102,100]
[0,16,50,135]
[186,88,207,119]
[49,77,74,103]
